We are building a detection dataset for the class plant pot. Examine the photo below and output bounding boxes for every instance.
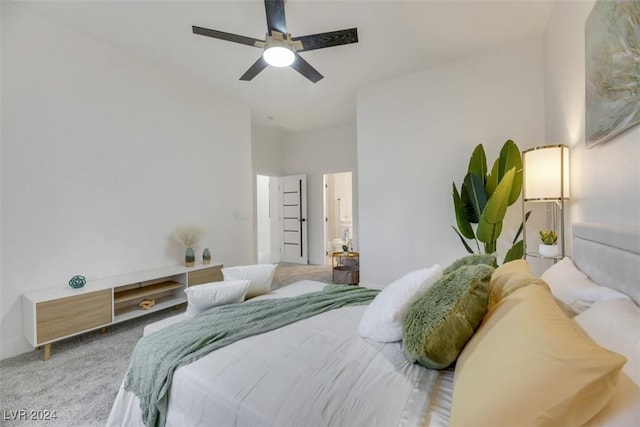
[539,244,558,258]
[185,247,195,267]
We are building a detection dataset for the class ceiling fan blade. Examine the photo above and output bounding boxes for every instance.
[290,54,323,83]
[192,26,263,47]
[293,28,358,52]
[264,0,287,35]
[240,56,269,81]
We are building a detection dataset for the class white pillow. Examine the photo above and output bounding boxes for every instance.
[358,264,443,342]
[575,298,640,426]
[541,257,630,313]
[222,264,277,299]
[184,280,251,318]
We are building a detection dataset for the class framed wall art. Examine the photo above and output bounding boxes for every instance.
[585,0,640,148]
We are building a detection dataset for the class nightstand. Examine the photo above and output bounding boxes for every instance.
[332,252,360,285]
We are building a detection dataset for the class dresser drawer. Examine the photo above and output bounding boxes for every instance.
[36,289,112,343]
[188,265,223,286]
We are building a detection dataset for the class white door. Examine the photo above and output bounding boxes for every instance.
[256,176,283,264]
[282,174,308,264]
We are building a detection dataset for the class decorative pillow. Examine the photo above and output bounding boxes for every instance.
[449,282,627,427]
[487,259,549,308]
[442,253,496,275]
[358,264,443,342]
[574,298,640,427]
[184,280,251,318]
[222,264,277,299]
[489,259,577,317]
[542,257,630,313]
[402,264,493,369]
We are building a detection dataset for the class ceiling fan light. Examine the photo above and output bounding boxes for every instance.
[263,46,295,67]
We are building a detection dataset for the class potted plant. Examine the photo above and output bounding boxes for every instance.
[451,140,527,265]
[342,243,350,255]
[173,226,205,267]
[538,230,558,257]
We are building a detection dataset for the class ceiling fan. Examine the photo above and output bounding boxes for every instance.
[192,0,358,83]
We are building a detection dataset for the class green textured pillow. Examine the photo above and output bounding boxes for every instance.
[402,264,493,369]
[442,253,496,275]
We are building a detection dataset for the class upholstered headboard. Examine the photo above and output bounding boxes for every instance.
[572,222,640,305]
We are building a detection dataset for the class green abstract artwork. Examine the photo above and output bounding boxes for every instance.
[585,0,640,147]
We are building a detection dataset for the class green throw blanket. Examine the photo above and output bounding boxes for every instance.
[124,284,379,427]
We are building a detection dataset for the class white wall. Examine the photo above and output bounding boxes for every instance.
[357,39,545,286]
[1,4,254,359]
[251,125,286,177]
[544,0,640,240]
[283,123,358,265]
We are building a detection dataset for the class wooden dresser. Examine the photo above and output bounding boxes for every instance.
[22,263,223,360]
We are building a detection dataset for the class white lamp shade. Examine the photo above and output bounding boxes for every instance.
[523,145,570,200]
[263,46,295,67]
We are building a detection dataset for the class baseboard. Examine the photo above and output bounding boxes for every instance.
[0,336,33,360]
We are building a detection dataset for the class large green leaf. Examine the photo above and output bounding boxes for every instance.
[479,218,503,246]
[486,140,522,204]
[463,172,487,223]
[485,159,499,197]
[452,226,475,254]
[467,144,487,184]
[504,240,524,263]
[481,168,515,224]
[498,140,522,206]
[460,182,478,223]
[453,183,475,239]
[513,210,531,244]
[477,167,515,243]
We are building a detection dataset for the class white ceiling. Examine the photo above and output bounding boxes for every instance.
[13,0,554,133]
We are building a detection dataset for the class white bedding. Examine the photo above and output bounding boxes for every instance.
[108,281,451,427]
[109,223,640,427]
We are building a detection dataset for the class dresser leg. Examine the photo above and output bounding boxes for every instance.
[43,343,51,361]
[101,327,107,334]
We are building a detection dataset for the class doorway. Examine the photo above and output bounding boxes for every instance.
[323,172,354,265]
[256,175,282,264]
[256,174,308,265]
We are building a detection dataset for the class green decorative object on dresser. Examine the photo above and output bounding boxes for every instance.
[202,248,211,264]
[68,275,86,289]
[185,247,195,267]
[173,226,204,267]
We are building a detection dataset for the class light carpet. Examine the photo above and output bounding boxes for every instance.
[0,262,331,426]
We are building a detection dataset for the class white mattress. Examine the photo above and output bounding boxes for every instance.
[109,281,453,426]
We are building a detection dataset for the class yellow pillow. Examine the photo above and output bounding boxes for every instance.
[489,259,577,317]
[449,269,626,426]
[487,259,550,308]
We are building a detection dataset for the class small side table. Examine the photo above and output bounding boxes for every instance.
[332,252,360,285]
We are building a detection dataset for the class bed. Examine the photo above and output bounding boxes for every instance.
[108,223,639,427]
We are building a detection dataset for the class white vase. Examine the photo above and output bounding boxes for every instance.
[539,244,558,257]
